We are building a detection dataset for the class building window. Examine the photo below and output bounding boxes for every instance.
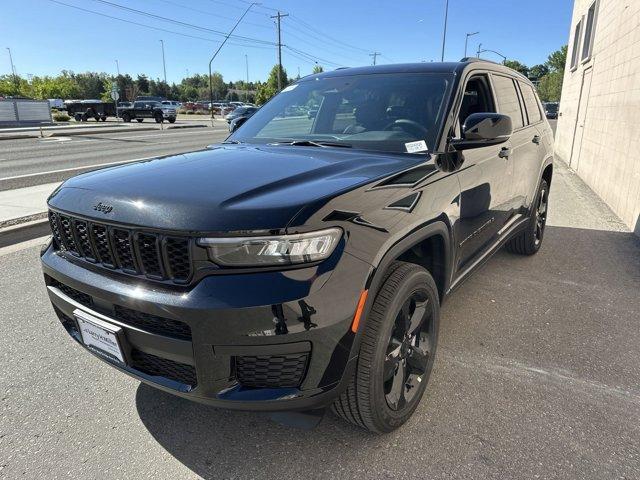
[581,2,598,61]
[570,20,582,70]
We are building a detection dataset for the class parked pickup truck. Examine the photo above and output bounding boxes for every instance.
[118,100,176,123]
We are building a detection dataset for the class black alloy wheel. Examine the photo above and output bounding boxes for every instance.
[383,291,434,411]
[332,261,440,433]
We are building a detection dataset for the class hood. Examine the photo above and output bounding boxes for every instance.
[48,144,422,232]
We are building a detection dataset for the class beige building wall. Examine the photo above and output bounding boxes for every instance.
[555,0,640,235]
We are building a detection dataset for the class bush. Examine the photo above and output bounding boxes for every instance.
[185,110,195,115]
[52,112,70,122]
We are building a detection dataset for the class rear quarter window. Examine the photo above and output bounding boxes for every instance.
[491,75,525,129]
[519,82,542,124]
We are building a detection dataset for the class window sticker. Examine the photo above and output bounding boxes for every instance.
[405,140,428,153]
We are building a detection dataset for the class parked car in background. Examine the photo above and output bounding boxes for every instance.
[162,100,182,109]
[227,106,259,132]
[225,105,258,123]
[118,100,176,123]
[543,102,559,119]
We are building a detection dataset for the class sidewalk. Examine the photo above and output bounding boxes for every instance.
[0,182,60,226]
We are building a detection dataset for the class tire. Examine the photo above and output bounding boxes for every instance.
[100,116,106,122]
[81,113,87,122]
[74,114,82,122]
[137,118,144,123]
[122,113,131,123]
[154,113,163,123]
[505,179,549,255]
[332,261,440,433]
[168,117,176,124]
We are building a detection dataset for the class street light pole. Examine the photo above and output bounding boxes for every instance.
[6,47,18,90]
[209,2,258,123]
[160,39,167,84]
[440,0,449,61]
[478,48,507,64]
[476,43,482,58]
[245,54,249,103]
[464,32,479,58]
[115,59,120,76]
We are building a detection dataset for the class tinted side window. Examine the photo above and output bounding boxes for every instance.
[133,102,144,108]
[492,75,524,129]
[519,82,542,124]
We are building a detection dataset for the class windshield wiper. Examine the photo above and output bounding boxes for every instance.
[279,140,352,148]
[221,139,242,144]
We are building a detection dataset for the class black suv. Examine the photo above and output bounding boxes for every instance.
[41,60,553,433]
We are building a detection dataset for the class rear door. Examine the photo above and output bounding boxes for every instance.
[516,80,550,208]
[489,74,532,213]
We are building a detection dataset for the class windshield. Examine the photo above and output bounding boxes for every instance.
[231,73,451,154]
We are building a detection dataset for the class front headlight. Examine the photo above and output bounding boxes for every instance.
[197,228,342,267]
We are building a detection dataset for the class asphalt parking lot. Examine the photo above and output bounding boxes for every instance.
[1,149,638,478]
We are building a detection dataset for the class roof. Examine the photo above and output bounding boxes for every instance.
[300,58,530,83]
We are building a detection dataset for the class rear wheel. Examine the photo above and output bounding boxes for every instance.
[137,118,144,123]
[332,261,439,433]
[506,179,549,255]
[122,113,131,122]
[74,114,82,122]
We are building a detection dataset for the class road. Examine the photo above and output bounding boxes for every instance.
[0,126,229,191]
[1,157,638,479]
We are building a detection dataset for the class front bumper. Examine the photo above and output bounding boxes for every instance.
[41,244,372,411]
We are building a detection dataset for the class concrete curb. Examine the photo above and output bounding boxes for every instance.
[0,214,49,248]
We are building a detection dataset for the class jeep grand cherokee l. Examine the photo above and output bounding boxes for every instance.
[41,59,553,433]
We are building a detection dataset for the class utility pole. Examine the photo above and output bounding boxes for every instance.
[160,39,167,84]
[369,52,381,66]
[6,47,18,89]
[476,43,482,58]
[209,2,258,123]
[245,54,249,103]
[270,11,288,91]
[441,0,449,61]
[464,32,479,58]
[115,59,120,76]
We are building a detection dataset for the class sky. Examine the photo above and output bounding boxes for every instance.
[1,0,575,84]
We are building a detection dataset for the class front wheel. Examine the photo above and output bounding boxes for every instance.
[168,117,176,124]
[332,261,439,433]
[137,118,144,123]
[505,178,549,255]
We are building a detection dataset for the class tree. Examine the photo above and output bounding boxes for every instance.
[31,74,80,99]
[136,74,150,94]
[504,60,529,77]
[255,65,288,105]
[546,45,568,72]
[66,71,108,99]
[312,65,324,74]
[537,71,563,102]
[528,64,549,81]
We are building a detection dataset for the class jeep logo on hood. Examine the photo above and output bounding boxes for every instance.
[93,202,113,214]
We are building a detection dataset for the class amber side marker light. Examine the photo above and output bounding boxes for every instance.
[351,290,369,333]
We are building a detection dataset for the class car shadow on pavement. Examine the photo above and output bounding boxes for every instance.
[135,224,640,480]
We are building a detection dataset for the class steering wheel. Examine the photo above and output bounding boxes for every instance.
[383,119,429,138]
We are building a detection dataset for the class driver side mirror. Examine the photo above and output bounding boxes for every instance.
[451,112,512,151]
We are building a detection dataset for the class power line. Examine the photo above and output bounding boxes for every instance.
[288,15,370,54]
[48,0,274,50]
[369,52,381,66]
[153,0,272,31]
[284,46,343,68]
[90,0,276,46]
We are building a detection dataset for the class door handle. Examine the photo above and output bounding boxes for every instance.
[498,147,511,158]
[532,135,541,144]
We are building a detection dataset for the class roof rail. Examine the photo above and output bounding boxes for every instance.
[459,57,501,65]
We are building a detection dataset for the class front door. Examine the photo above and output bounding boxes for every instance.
[454,74,516,271]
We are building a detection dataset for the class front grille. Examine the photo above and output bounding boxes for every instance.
[130,349,197,387]
[48,210,192,283]
[53,305,78,333]
[113,305,192,341]
[235,353,309,388]
[50,278,93,307]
